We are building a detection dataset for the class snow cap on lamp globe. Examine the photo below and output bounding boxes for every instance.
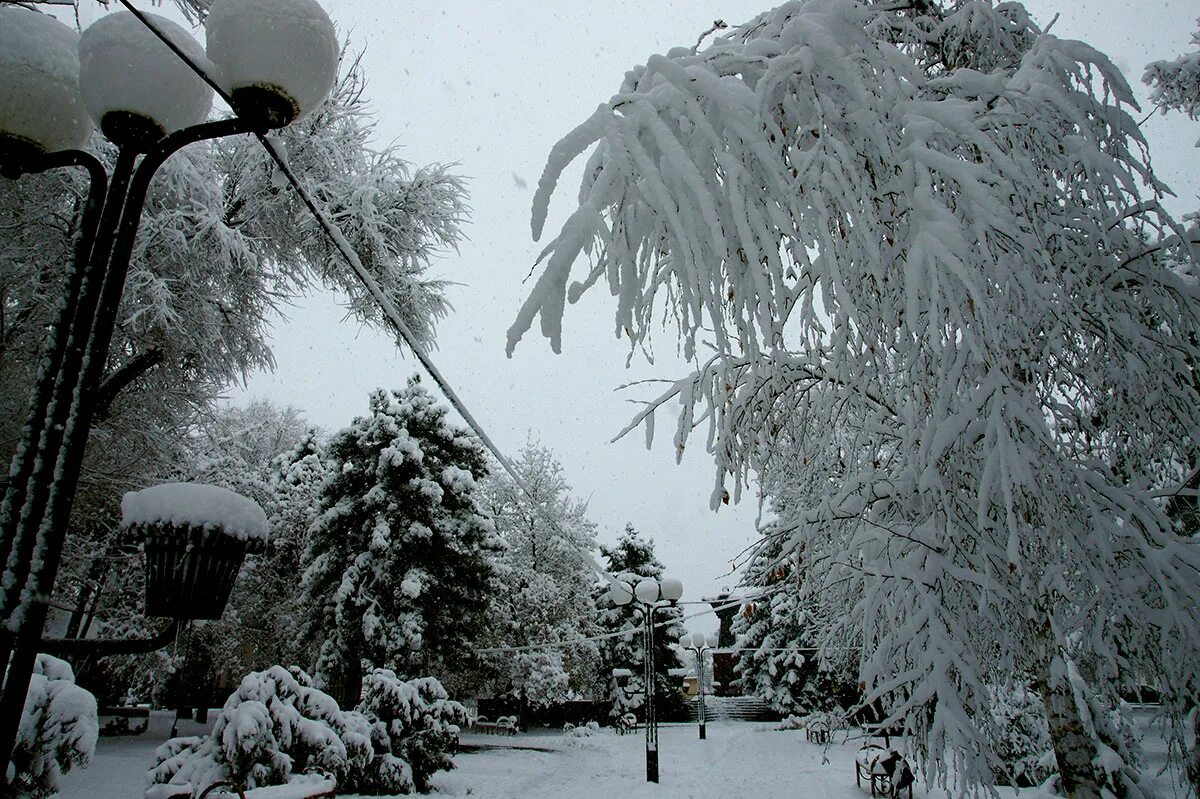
[78,11,212,150]
[206,0,339,129]
[635,577,660,604]
[0,7,92,161]
[659,576,683,602]
[608,580,634,606]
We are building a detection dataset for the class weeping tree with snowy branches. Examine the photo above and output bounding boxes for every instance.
[508,1,1200,796]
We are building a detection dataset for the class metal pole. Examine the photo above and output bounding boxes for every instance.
[0,117,259,774]
[644,604,658,783]
[698,645,707,740]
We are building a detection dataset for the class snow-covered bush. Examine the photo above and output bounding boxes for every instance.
[6,655,98,799]
[147,665,464,797]
[347,669,467,794]
[984,684,1053,787]
[147,665,352,796]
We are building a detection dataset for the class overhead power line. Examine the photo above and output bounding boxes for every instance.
[117,0,618,583]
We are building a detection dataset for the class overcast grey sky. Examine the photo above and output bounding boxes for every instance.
[212,0,1200,626]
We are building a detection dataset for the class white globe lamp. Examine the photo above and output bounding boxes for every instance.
[206,0,339,129]
[635,577,660,604]
[706,633,719,648]
[659,576,683,602]
[78,12,212,150]
[0,7,92,162]
[691,630,706,648]
[608,580,634,607]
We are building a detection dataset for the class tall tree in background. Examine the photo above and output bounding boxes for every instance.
[479,442,601,707]
[732,535,846,717]
[300,379,501,706]
[595,525,684,720]
[509,2,1200,795]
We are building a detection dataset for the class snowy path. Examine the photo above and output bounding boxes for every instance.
[422,723,888,799]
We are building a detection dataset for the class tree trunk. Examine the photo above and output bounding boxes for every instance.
[1036,652,1103,799]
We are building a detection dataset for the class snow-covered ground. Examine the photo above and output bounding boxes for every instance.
[58,712,1189,799]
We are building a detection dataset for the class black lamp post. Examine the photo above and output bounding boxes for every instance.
[609,575,683,783]
[0,0,338,777]
[679,631,719,739]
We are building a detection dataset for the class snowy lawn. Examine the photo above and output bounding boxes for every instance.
[58,713,1187,799]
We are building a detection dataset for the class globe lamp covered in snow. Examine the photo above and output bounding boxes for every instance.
[609,579,634,607]
[659,576,684,602]
[206,0,340,130]
[691,630,707,648]
[635,577,661,604]
[0,7,92,162]
[79,11,213,150]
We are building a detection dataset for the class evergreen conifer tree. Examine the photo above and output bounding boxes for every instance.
[595,525,685,720]
[300,378,501,705]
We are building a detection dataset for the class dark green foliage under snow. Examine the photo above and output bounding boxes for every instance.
[595,525,685,720]
[299,378,502,704]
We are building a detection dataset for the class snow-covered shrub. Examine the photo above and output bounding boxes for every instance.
[147,665,464,797]
[6,655,98,799]
[984,684,1053,787]
[777,714,804,731]
[147,665,352,796]
[346,669,467,794]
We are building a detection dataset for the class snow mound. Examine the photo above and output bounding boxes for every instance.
[122,482,268,542]
[0,6,92,155]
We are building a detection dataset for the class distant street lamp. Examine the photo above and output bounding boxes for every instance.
[679,630,719,740]
[608,574,683,783]
[0,0,338,775]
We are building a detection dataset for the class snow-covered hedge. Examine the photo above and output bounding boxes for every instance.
[7,655,98,799]
[146,665,464,797]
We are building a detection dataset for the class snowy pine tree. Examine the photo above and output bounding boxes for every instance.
[300,378,501,706]
[595,525,684,720]
[732,537,843,717]
[509,2,1200,793]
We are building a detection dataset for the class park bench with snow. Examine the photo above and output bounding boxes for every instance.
[472,714,519,735]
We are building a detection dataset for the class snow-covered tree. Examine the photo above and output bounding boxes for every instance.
[299,379,501,706]
[509,2,1200,794]
[595,525,684,720]
[7,655,97,799]
[1145,19,1200,138]
[732,536,844,717]
[479,442,601,707]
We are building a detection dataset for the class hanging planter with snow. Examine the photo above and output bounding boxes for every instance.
[121,483,268,620]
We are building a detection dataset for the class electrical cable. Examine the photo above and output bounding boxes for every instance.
[117,0,618,583]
